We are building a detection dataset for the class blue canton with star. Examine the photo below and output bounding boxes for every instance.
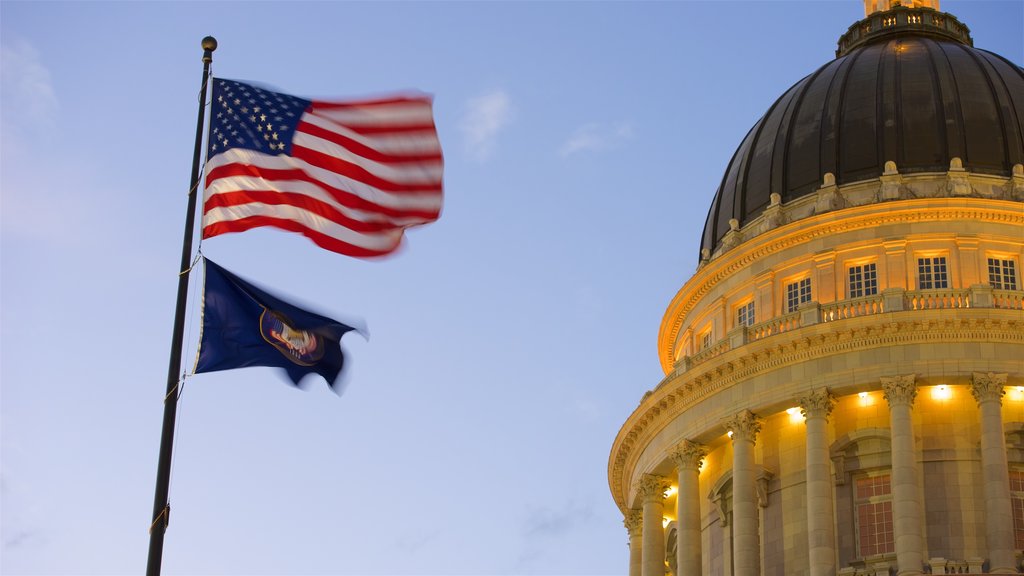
[208,78,311,158]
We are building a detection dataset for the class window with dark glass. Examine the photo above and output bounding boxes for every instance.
[988,258,1018,290]
[701,331,712,350]
[917,257,948,290]
[1011,469,1024,550]
[855,474,895,558]
[849,263,878,298]
[737,301,755,327]
[786,278,812,313]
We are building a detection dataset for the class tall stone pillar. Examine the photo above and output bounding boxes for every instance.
[800,389,837,576]
[625,509,643,576]
[970,372,1016,574]
[726,410,762,576]
[669,440,707,576]
[638,474,670,576]
[881,375,924,576]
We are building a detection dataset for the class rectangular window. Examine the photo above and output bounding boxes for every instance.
[988,258,1018,290]
[855,475,895,558]
[737,301,755,327]
[701,331,712,350]
[786,278,812,313]
[917,257,948,290]
[1011,470,1024,550]
[849,263,878,298]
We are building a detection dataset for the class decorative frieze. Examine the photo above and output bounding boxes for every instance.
[971,372,1008,405]
[669,440,708,471]
[800,388,836,420]
[881,374,917,407]
[636,474,671,503]
[725,410,761,443]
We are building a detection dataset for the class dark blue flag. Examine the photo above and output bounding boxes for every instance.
[195,258,360,390]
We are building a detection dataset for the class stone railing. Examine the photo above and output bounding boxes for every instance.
[822,294,885,321]
[906,288,971,310]
[748,310,801,341]
[677,286,1023,373]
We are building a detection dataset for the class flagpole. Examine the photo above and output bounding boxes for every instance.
[147,36,217,576]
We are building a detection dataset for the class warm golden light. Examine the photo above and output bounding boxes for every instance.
[662,517,671,528]
[932,384,952,400]
[786,407,805,423]
[727,430,734,438]
[1009,387,1024,401]
[665,485,678,498]
[858,391,874,406]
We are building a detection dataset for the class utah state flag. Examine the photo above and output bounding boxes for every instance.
[195,258,360,390]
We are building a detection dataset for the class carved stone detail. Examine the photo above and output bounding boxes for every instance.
[879,161,904,200]
[800,388,836,420]
[947,157,973,196]
[970,372,1008,405]
[669,440,708,470]
[623,508,643,536]
[816,173,844,214]
[725,409,761,443]
[882,374,918,407]
[760,192,786,234]
[1009,164,1024,200]
[636,474,671,503]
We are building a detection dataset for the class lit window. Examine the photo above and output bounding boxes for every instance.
[786,278,812,313]
[855,474,895,558]
[1012,470,1024,550]
[737,301,755,327]
[988,258,1018,290]
[849,263,878,298]
[917,257,948,290]
[701,331,712,350]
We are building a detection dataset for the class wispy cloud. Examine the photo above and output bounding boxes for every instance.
[523,500,594,537]
[559,122,634,157]
[460,90,511,162]
[1,38,59,133]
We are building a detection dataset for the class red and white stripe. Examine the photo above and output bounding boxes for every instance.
[202,95,443,258]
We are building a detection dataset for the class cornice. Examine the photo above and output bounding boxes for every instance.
[659,197,1024,374]
[611,309,1024,512]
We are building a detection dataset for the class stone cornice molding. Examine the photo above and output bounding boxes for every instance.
[669,440,708,471]
[971,372,1008,405]
[624,509,643,537]
[658,197,1024,373]
[881,374,918,407]
[725,410,762,443]
[608,310,1023,512]
[636,474,671,503]
[800,388,836,420]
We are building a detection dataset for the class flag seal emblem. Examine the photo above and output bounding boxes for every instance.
[259,309,324,366]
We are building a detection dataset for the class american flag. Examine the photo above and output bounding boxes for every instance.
[202,78,443,257]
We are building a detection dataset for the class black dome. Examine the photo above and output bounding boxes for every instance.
[700,7,1024,258]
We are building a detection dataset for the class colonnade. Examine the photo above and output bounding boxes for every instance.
[624,373,1015,575]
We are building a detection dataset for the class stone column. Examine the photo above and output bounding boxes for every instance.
[625,509,643,576]
[970,372,1016,574]
[638,474,670,576]
[726,410,762,576]
[801,389,837,576]
[669,440,707,576]
[882,375,924,576]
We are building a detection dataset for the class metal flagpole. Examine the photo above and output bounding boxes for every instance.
[146,36,217,576]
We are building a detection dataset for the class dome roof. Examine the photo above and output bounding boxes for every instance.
[700,7,1024,258]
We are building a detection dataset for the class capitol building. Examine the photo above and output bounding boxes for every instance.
[607,1,1024,575]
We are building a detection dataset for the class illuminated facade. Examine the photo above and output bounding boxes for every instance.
[608,2,1024,575]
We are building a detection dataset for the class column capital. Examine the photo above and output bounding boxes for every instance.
[971,372,1008,405]
[669,440,708,471]
[624,508,643,537]
[882,374,918,407]
[636,474,671,503]
[800,388,836,420]
[725,409,762,443]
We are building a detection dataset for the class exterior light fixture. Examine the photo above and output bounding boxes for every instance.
[786,407,804,423]
[932,384,952,400]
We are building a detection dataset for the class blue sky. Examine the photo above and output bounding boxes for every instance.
[2,1,1021,574]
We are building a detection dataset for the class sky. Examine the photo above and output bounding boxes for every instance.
[1,1,1021,574]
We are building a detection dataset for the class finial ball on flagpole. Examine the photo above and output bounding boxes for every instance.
[202,36,218,52]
